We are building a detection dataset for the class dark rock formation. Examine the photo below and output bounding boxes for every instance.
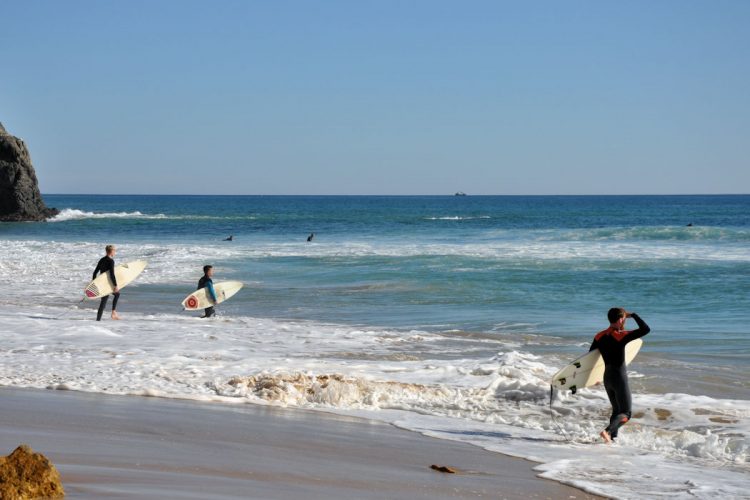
[0,122,58,221]
[0,444,65,499]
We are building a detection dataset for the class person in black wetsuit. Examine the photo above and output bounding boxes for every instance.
[198,265,218,318]
[589,307,650,443]
[92,245,121,321]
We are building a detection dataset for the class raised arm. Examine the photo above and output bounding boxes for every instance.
[624,313,650,343]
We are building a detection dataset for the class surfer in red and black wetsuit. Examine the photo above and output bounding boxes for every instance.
[589,308,650,443]
[92,244,121,321]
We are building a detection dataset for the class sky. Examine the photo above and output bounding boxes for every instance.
[1,1,749,195]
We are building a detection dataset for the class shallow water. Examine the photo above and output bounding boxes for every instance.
[0,194,748,498]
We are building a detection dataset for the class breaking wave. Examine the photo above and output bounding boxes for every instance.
[49,209,168,222]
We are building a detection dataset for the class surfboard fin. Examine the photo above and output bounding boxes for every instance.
[549,385,554,408]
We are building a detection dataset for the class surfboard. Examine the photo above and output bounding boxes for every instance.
[83,260,148,300]
[551,339,643,394]
[181,281,244,310]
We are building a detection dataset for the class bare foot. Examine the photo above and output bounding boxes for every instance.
[111,312,121,320]
[600,429,612,444]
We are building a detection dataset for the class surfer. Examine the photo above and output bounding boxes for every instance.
[307,233,314,242]
[198,265,218,318]
[590,308,650,443]
[224,235,233,241]
[92,245,121,321]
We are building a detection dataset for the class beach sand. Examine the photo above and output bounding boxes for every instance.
[0,387,600,499]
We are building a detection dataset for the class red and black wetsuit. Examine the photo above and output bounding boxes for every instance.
[93,256,119,321]
[589,313,650,439]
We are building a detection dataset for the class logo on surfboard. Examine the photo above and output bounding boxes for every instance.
[186,296,198,309]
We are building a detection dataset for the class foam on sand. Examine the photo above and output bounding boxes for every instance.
[0,387,600,499]
[0,229,748,499]
[0,306,746,499]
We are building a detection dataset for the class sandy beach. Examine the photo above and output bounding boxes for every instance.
[0,387,600,499]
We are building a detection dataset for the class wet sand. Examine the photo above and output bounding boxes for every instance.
[0,387,600,499]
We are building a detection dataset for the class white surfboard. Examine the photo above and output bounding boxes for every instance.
[551,339,643,394]
[181,281,244,310]
[84,260,148,300]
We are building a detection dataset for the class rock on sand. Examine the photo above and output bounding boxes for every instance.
[0,444,65,499]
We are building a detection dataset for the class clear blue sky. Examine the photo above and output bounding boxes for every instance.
[2,1,748,195]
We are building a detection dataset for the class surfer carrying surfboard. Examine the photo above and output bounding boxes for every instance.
[198,265,218,318]
[590,308,650,443]
[92,245,121,321]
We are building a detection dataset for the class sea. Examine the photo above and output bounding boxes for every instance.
[1,194,748,498]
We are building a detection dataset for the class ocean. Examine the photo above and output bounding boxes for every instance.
[1,194,748,498]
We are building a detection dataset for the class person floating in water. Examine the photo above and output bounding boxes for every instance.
[92,244,121,321]
[307,233,314,242]
[198,265,218,318]
[224,235,233,241]
[589,308,650,443]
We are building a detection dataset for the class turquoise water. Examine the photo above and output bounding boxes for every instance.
[2,194,749,497]
[3,194,749,373]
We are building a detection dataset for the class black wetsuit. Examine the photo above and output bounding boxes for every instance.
[589,313,650,439]
[198,275,217,318]
[93,256,119,321]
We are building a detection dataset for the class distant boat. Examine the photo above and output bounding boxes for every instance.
[454,192,467,196]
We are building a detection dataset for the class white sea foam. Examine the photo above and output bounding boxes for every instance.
[425,215,492,221]
[0,303,747,499]
[1,237,748,498]
[0,238,747,309]
[2,237,746,285]
[48,208,256,222]
[511,225,750,243]
[0,240,243,304]
[49,209,169,221]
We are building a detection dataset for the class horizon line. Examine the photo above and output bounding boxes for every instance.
[41,193,750,197]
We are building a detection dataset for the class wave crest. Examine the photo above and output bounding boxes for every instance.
[425,216,492,221]
[49,209,167,222]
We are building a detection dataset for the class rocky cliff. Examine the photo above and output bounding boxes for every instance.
[0,122,58,221]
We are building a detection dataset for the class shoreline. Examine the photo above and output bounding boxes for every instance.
[0,387,601,499]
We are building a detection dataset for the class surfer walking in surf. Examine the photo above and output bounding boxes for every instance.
[198,265,218,318]
[590,308,650,443]
[92,244,121,321]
